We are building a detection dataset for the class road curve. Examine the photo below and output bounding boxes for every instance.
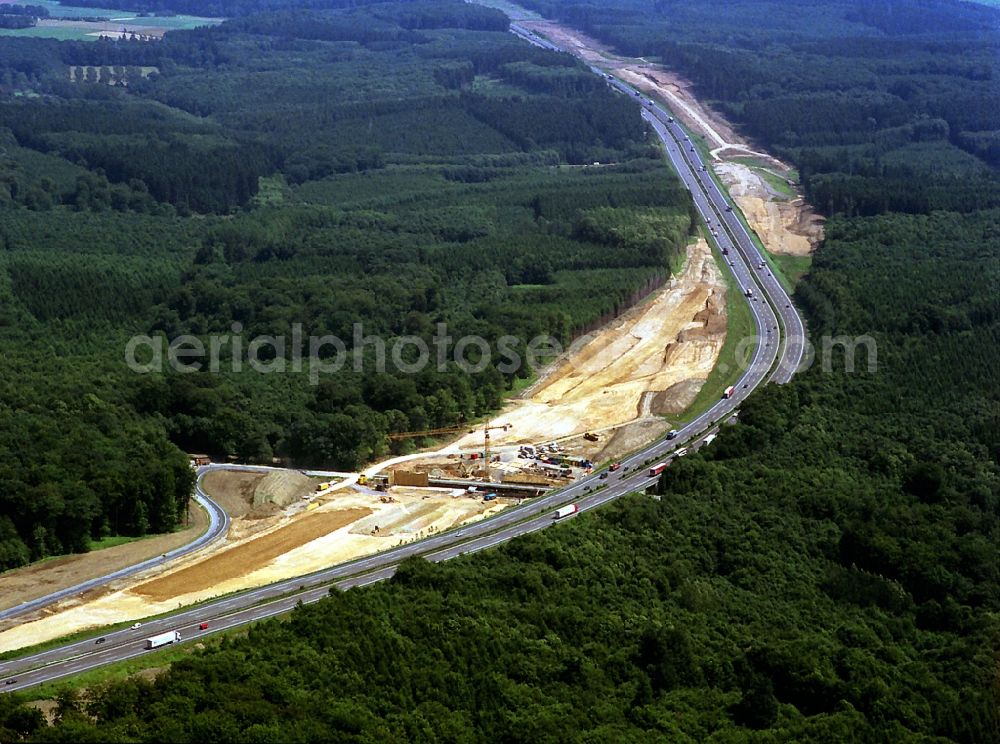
[0,27,808,692]
[0,471,231,624]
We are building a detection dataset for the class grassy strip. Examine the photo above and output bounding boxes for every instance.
[755,167,796,198]
[770,252,812,288]
[86,535,142,552]
[673,231,756,424]
[15,645,195,701]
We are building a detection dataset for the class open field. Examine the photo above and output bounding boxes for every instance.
[0,2,221,41]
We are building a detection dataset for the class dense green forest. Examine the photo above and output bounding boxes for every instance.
[1,0,997,741]
[0,1,691,569]
[0,0,998,740]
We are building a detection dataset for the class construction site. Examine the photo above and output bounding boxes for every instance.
[0,23,770,653]
[0,232,728,654]
[519,18,824,256]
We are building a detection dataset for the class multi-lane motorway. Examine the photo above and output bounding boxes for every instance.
[0,28,807,693]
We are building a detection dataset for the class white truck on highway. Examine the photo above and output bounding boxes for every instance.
[553,504,578,519]
[145,631,181,650]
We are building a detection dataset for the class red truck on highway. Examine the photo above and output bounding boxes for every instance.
[724,385,735,399]
[648,462,668,477]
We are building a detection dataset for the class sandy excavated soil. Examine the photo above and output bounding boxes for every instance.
[200,471,265,519]
[0,27,754,652]
[455,238,726,449]
[0,502,208,613]
[132,508,372,602]
[0,487,502,653]
[714,162,823,256]
[523,19,822,255]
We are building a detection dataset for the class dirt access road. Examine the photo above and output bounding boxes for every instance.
[520,20,823,255]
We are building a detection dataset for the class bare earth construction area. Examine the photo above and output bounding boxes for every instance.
[0,482,505,653]
[0,236,729,653]
[456,238,726,450]
[0,26,775,654]
[521,19,824,255]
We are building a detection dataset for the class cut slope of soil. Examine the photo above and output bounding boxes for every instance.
[454,238,726,447]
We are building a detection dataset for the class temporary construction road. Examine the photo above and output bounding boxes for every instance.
[0,29,807,693]
[0,486,230,624]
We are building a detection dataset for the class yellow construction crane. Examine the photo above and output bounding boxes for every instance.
[387,420,512,465]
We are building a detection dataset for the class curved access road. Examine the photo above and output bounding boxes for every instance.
[0,34,807,692]
[0,472,231,624]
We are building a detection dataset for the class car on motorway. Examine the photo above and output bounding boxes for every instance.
[675,447,689,457]
[599,472,609,479]
[4,679,15,686]
[199,622,209,630]
[95,637,106,644]
[130,623,142,630]
[666,429,679,440]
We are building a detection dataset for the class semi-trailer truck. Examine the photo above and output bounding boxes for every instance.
[648,462,668,477]
[724,385,735,399]
[145,631,181,650]
[553,504,578,519]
